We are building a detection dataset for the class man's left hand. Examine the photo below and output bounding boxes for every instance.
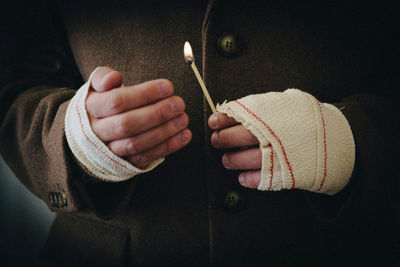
[208,112,262,189]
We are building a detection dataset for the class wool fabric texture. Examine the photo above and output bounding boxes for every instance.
[65,68,164,182]
[217,89,355,195]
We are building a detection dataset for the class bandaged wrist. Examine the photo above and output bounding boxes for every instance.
[217,89,355,195]
[65,68,164,182]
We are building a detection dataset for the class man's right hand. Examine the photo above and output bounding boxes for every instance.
[85,66,192,169]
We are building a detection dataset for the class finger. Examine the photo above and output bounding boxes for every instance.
[211,125,259,148]
[108,113,189,156]
[92,95,185,142]
[238,170,261,189]
[91,66,123,92]
[208,112,239,130]
[127,129,192,169]
[86,79,174,118]
[222,148,262,170]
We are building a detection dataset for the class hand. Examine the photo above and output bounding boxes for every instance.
[208,112,262,189]
[85,66,192,169]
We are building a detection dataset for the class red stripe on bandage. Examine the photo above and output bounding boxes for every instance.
[75,88,132,171]
[234,100,296,189]
[268,148,274,191]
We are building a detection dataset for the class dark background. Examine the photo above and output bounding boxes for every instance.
[1,0,56,266]
[0,156,55,266]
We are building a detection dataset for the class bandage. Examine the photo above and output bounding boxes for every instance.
[217,89,355,195]
[65,68,164,182]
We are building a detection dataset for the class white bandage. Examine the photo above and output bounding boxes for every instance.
[217,89,355,195]
[65,68,164,182]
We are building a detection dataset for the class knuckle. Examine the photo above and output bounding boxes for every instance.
[85,93,95,111]
[155,104,170,122]
[159,141,171,156]
[125,139,138,155]
[154,129,165,143]
[107,92,123,114]
[115,116,130,137]
[130,153,148,168]
[170,119,180,133]
[107,142,118,155]
[86,93,101,117]
[91,119,101,136]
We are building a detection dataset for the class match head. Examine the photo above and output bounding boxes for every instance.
[184,41,194,63]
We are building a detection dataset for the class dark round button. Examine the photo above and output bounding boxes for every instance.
[216,33,243,58]
[49,192,59,207]
[223,190,245,211]
[61,192,67,207]
[49,193,56,207]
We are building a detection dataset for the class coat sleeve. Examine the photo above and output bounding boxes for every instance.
[302,84,400,260]
[0,1,136,218]
[304,4,400,236]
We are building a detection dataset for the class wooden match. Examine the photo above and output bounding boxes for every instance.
[184,41,216,113]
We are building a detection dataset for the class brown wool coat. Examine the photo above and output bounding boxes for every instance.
[1,0,399,266]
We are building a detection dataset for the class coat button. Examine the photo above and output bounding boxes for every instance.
[60,192,67,207]
[223,190,245,211]
[216,33,243,58]
[49,193,56,207]
[48,192,67,208]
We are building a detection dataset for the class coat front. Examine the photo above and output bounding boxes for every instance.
[0,0,398,266]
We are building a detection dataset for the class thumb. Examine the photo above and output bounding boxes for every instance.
[90,66,123,92]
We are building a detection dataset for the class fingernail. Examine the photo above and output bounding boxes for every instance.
[159,82,171,97]
[212,132,218,147]
[171,98,185,113]
[239,174,245,185]
[179,130,189,144]
[90,66,101,79]
[222,154,230,169]
[174,114,187,128]
[101,70,116,86]
[209,114,218,129]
